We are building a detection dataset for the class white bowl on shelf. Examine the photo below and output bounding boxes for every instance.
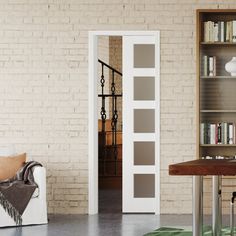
[225,57,236,76]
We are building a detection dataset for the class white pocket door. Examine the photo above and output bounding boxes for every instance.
[122,34,160,213]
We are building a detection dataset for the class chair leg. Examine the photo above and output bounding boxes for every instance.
[231,201,234,236]
[212,176,222,236]
[230,192,236,236]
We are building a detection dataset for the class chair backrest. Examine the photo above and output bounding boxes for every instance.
[0,144,16,156]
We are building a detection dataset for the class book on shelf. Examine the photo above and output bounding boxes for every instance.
[214,22,219,41]
[233,20,236,42]
[219,21,224,42]
[202,55,216,76]
[210,124,216,144]
[203,20,236,42]
[200,122,236,145]
[229,123,234,144]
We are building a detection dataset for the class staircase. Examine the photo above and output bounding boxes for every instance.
[98,120,122,189]
[98,59,122,189]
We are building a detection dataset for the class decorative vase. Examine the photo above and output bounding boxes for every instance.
[225,57,236,76]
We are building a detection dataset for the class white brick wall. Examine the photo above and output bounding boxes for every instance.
[1,0,236,214]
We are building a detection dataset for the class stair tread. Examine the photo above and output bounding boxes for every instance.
[103,144,122,147]
[99,131,122,133]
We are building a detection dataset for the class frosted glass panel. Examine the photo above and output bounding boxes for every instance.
[134,174,155,198]
[134,77,155,100]
[134,109,155,133]
[134,142,155,165]
[134,44,155,68]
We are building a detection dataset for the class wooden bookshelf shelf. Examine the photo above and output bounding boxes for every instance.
[200,76,236,79]
[200,144,236,147]
[200,110,236,113]
[197,9,236,159]
[201,42,236,45]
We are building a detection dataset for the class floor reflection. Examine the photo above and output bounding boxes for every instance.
[0,214,227,236]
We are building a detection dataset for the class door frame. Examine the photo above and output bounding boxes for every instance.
[88,31,160,215]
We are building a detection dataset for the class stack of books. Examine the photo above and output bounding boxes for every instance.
[202,55,216,76]
[200,122,236,144]
[204,20,236,42]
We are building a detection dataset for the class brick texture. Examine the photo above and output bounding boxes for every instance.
[1,0,236,214]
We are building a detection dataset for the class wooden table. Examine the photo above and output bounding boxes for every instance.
[169,159,236,236]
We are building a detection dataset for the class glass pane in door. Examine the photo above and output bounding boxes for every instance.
[134,142,155,165]
[133,44,155,68]
[134,77,155,101]
[134,174,155,198]
[134,109,155,133]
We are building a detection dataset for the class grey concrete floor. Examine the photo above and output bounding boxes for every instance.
[0,214,232,236]
[99,189,122,213]
[0,190,232,236]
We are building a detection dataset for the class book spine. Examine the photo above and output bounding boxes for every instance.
[217,123,222,144]
[203,55,208,76]
[204,123,208,144]
[200,123,204,144]
[220,21,224,42]
[210,124,216,144]
[224,123,229,144]
[222,122,225,144]
[233,123,236,144]
[209,56,214,76]
[230,21,233,42]
[218,21,221,41]
[224,21,227,42]
[213,56,216,76]
[215,123,218,144]
[211,21,214,42]
[229,123,234,144]
[214,22,219,42]
[207,123,211,144]
[226,21,230,42]
[233,20,236,42]
[204,22,208,42]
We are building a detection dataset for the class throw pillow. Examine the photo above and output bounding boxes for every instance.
[0,153,26,181]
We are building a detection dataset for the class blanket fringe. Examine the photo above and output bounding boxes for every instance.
[0,191,22,225]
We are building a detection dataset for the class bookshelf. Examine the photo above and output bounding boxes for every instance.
[197,9,236,159]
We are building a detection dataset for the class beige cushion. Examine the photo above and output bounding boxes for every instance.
[0,153,26,180]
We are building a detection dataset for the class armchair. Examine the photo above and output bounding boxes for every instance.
[0,146,48,227]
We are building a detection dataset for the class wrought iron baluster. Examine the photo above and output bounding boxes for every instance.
[100,64,104,95]
[111,71,118,175]
[100,64,107,176]
[111,70,115,146]
[114,96,118,175]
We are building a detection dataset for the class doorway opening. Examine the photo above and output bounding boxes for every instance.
[97,36,123,213]
[89,31,160,215]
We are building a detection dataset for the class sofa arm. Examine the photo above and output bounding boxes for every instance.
[32,166,46,200]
